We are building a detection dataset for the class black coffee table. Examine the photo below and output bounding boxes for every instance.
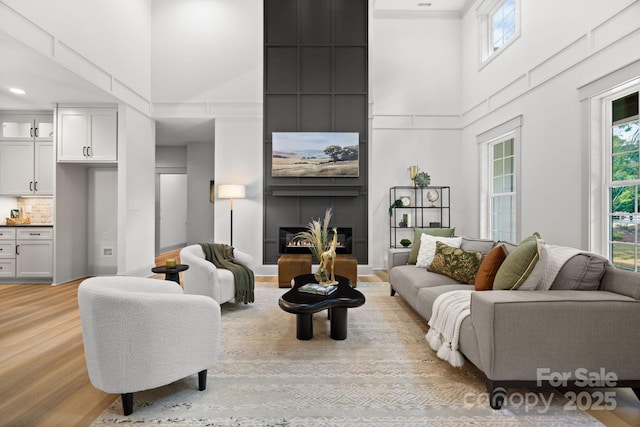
[278,274,365,340]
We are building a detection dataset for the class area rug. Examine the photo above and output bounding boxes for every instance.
[92,282,602,426]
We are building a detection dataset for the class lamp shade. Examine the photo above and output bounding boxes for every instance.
[218,184,246,199]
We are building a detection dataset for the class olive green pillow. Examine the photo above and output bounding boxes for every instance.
[407,227,456,265]
[427,241,484,284]
[493,232,542,290]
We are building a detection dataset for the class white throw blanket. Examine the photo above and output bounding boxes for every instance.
[426,290,473,367]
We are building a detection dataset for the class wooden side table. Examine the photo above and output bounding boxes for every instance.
[151,264,189,284]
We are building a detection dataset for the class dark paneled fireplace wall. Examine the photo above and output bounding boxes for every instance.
[263,0,369,264]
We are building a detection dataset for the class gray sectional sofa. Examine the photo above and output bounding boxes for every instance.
[388,236,640,409]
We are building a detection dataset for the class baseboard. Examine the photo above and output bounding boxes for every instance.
[87,265,117,276]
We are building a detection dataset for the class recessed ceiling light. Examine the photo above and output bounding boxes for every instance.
[8,87,27,95]
[418,2,432,6]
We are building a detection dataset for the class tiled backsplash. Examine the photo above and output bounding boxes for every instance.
[17,198,54,224]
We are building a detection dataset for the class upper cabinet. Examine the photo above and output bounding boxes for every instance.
[0,114,53,140]
[57,107,117,163]
[0,113,53,196]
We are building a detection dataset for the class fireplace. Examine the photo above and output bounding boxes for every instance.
[279,226,353,255]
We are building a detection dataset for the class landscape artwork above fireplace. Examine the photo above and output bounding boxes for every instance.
[272,132,359,178]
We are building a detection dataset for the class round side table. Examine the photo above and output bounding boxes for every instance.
[152,264,189,284]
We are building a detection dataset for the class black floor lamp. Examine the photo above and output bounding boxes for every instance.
[217,184,246,246]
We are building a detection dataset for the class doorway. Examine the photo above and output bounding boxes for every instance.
[156,173,188,254]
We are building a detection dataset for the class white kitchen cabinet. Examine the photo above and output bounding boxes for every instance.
[0,228,16,277]
[0,114,53,140]
[57,107,117,162]
[0,140,53,195]
[0,112,54,196]
[16,228,53,278]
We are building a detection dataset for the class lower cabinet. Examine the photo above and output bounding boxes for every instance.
[0,227,53,280]
[17,240,53,277]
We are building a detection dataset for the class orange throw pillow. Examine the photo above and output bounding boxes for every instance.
[474,243,508,291]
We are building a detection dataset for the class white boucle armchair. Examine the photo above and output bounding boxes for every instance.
[180,244,255,304]
[77,276,222,415]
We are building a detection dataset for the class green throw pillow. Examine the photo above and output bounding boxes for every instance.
[407,227,456,265]
[427,241,484,284]
[493,232,542,290]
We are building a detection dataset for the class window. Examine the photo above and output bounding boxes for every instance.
[490,137,516,242]
[491,0,516,53]
[608,91,640,270]
[477,116,521,243]
[477,0,520,66]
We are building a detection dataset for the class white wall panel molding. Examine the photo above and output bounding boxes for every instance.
[374,10,461,20]
[592,1,640,51]
[55,41,113,93]
[0,1,52,57]
[0,1,152,116]
[528,36,589,88]
[152,102,263,119]
[372,114,461,129]
[462,2,640,129]
[112,79,151,116]
[487,73,527,111]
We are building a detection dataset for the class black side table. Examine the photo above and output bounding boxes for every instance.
[152,264,189,284]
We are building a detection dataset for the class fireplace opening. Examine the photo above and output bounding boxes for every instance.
[279,226,353,255]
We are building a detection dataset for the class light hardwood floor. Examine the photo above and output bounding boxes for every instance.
[0,251,638,426]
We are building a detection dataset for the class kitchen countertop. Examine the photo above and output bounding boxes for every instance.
[0,224,53,227]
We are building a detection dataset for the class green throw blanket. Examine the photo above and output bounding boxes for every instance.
[199,243,255,304]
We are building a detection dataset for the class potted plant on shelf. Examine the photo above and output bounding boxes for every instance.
[400,239,411,247]
[389,199,403,216]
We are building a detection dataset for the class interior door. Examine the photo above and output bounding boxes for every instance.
[159,174,188,252]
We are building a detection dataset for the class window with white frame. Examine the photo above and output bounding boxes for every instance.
[490,137,516,242]
[607,90,640,270]
[477,116,521,243]
[477,0,520,65]
[491,0,516,52]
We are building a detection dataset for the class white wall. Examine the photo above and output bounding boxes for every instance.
[87,167,117,274]
[370,14,463,269]
[151,0,262,105]
[53,164,88,284]
[117,104,156,276]
[458,0,640,250]
[214,118,263,270]
[186,141,215,245]
[0,0,152,111]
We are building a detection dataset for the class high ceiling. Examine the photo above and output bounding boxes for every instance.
[1,1,470,145]
[0,31,117,111]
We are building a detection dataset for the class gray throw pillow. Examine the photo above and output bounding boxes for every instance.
[550,253,608,291]
[460,236,497,254]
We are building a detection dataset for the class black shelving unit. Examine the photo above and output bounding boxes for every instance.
[389,186,451,248]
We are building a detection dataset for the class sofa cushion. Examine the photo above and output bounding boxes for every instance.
[549,253,608,291]
[460,236,497,254]
[390,266,462,311]
[599,264,640,300]
[427,241,484,284]
[474,243,508,291]
[416,234,463,268]
[407,228,456,265]
[493,232,542,290]
[416,284,475,321]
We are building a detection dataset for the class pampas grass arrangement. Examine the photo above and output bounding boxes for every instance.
[294,208,333,264]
